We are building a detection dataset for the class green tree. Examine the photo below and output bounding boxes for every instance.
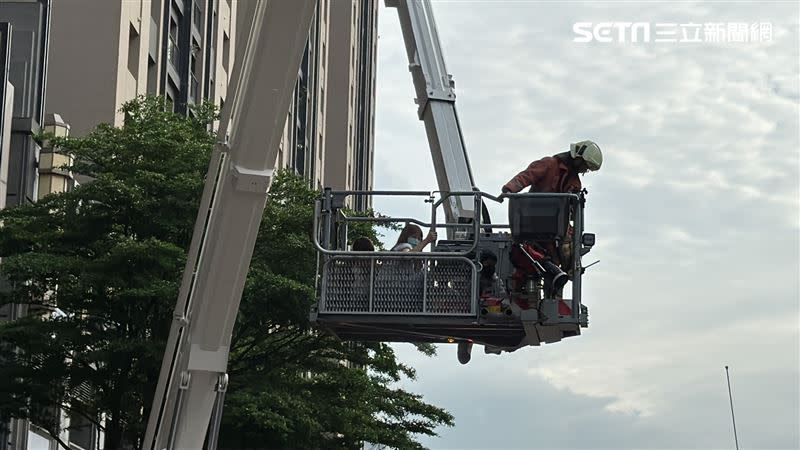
[0,96,216,449]
[220,171,450,450]
[0,97,452,449]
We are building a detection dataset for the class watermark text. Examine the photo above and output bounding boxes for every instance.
[573,22,773,44]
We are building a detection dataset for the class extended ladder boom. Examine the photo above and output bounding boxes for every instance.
[142,2,316,449]
[145,2,478,448]
[386,0,477,226]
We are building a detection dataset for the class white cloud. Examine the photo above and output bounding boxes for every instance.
[659,225,711,246]
[373,1,800,448]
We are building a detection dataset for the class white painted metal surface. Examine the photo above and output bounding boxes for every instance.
[386,0,477,226]
[142,2,316,449]
[144,1,481,446]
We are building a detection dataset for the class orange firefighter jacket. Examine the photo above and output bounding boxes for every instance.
[502,156,581,194]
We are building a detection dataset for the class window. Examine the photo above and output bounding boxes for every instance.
[209,74,216,102]
[222,31,230,71]
[322,42,326,67]
[128,23,140,79]
[27,429,51,450]
[169,18,178,42]
[168,18,180,68]
[69,415,94,450]
[193,3,202,28]
[191,38,201,72]
[150,0,161,23]
[146,56,157,94]
[189,49,200,104]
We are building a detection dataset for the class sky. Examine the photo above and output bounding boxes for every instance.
[369,1,800,449]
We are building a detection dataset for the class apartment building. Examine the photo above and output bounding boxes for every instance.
[45,0,236,136]
[234,0,378,209]
[0,0,50,209]
[43,0,377,207]
[323,0,378,210]
[0,3,70,449]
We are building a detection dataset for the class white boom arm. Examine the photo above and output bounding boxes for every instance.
[386,0,477,226]
[142,2,316,449]
[145,1,477,447]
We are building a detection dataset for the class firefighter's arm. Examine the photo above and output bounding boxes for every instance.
[502,159,548,193]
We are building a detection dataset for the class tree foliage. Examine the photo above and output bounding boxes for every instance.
[220,172,450,450]
[0,97,452,450]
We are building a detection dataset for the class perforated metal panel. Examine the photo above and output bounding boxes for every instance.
[373,259,425,313]
[426,260,473,314]
[320,256,475,315]
[322,259,371,313]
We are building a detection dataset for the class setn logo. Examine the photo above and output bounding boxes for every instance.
[573,22,652,43]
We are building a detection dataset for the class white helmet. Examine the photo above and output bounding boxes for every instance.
[570,140,603,171]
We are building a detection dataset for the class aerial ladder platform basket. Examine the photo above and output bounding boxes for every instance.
[311,189,593,352]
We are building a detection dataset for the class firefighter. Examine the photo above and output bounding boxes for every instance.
[501,140,602,294]
[501,140,603,196]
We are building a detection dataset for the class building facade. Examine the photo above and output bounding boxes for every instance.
[45,0,236,137]
[267,0,378,208]
[1,1,379,445]
[257,0,378,209]
[44,0,377,208]
[0,0,51,209]
[0,3,72,449]
[322,0,377,210]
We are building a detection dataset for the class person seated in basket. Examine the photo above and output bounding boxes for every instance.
[391,224,436,252]
[352,236,375,252]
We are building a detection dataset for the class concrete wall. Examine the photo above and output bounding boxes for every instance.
[47,0,235,136]
[113,0,154,126]
[45,0,375,202]
[323,0,356,194]
[322,0,378,210]
[309,0,330,190]
[46,0,121,136]
[215,0,235,107]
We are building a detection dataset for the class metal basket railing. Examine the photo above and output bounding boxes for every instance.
[319,254,476,316]
[313,189,587,323]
